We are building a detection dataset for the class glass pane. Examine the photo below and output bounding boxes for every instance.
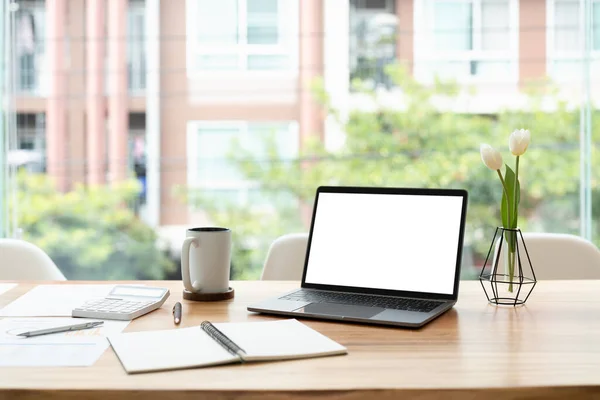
[247,123,299,159]
[472,60,511,77]
[247,54,289,70]
[196,124,298,185]
[127,8,146,92]
[196,55,239,70]
[14,4,45,94]
[551,59,582,82]
[481,0,510,51]
[197,128,243,183]
[555,0,580,52]
[196,0,238,45]
[363,0,389,9]
[247,0,279,44]
[433,1,472,51]
[349,0,397,90]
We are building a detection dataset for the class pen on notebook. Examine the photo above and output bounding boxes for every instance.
[17,321,104,338]
[173,302,182,325]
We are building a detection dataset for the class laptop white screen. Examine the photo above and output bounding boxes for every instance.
[304,192,464,295]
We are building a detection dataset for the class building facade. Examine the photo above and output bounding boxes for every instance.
[12,0,600,229]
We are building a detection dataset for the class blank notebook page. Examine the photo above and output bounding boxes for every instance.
[214,319,347,361]
[109,326,236,373]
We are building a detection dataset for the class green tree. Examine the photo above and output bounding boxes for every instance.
[185,65,600,279]
[14,173,175,280]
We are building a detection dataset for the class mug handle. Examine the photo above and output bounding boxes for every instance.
[181,237,199,293]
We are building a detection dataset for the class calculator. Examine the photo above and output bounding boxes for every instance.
[72,285,170,321]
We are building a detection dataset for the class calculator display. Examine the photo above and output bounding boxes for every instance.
[111,286,165,298]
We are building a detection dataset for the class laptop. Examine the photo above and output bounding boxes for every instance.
[248,186,468,328]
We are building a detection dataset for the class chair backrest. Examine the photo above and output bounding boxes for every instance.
[0,239,66,280]
[261,233,309,280]
[518,233,600,280]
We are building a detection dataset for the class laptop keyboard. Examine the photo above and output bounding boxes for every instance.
[280,290,443,313]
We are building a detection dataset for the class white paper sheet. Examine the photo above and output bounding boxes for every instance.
[0,317,129,367]
[0,285,115,317]
[0,283,17,297]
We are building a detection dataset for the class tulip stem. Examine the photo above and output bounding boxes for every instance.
[509,156,520,292]
[514,156,519,227]
[497,168,514,292]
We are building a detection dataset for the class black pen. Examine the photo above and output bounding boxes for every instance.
[173,302,182,325]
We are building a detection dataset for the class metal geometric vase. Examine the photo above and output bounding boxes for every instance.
[479,227,537,306]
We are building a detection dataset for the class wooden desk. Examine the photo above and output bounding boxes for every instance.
[0,280,599,400]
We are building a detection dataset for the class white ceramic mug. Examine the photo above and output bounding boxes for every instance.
[181,227,231,294]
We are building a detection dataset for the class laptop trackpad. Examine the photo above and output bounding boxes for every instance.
[298,303,384,319]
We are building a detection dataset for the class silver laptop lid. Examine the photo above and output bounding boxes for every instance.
[301,187,468,301]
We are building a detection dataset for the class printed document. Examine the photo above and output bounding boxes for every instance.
[0,317,129,367]
[0,284,115,317]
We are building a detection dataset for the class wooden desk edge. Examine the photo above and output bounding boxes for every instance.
[4,386,600,400]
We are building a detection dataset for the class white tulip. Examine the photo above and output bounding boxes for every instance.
[480,144,503,171]
[509,129,530,156]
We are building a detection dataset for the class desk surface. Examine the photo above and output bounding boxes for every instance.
[0,280,599,400]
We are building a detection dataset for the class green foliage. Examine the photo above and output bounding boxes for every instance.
[184,64,600,280]
[13,173,175,280]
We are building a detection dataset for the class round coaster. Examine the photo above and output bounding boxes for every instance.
[183,287,235,302]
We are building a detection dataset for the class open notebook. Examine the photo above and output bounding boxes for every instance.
[108,319,347,374]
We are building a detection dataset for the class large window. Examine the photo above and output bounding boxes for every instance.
[186,0,298,73]
[416,0,518,83]
[1,0,598,282]
[547,0,600,82]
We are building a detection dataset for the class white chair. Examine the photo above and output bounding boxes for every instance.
[0,239,66,280]
[261,233,309,280]
[494,233,600,280]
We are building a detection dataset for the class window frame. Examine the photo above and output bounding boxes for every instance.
[185,0,299,77]
[546,0,600,82]
[414,0,520,84]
